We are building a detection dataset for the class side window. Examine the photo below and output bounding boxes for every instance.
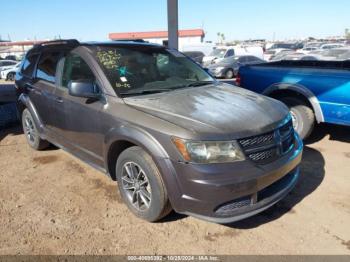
[225,49,234,58]
[62,54,96,88]
[156,53,170,70]
[22,54,39,77]
[239,57,247,63]
[36,51,61,83]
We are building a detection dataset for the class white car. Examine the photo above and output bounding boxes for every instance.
[0,60,18,73]
[202,45,264,66]
[265,48,293,61]
[298,47,319,54]
[303,42,323,49]
[202,47,236,67]
[0,63,20,81]
[319,43,344,50]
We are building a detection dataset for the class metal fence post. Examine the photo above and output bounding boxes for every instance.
[167,0,178,50]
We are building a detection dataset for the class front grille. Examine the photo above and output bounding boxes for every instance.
[239,132,274,149]
[215,196,251,216]
[214,169,298,217]
[248,148,278,163]
[238,119,295,165]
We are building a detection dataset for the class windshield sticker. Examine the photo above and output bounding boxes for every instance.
[120,76,127,82]
[96,50,121,70]
[118,66,133,77]
[166,49,186,58]
[116,82,131,89]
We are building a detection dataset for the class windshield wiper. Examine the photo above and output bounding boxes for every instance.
[120,88,172,97]
[170,81,215,90]
[186,80,215,87]
[120,81,215,97]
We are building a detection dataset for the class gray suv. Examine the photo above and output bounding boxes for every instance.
[16,40,303,223]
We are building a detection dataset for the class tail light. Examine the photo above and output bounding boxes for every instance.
[235,72,241,86]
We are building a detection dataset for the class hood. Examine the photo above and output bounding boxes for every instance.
[202,56,216,62]
[123,84,289,139]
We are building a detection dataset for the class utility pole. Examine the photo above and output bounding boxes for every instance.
[167,0,178,49]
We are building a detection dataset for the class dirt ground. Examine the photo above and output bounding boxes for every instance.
[0,79,12,84]
[0,121,350,255]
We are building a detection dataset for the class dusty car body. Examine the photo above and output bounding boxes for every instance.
[15,40,303,223]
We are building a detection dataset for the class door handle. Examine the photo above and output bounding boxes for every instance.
[24,83,42,95]
[55,97,63,103]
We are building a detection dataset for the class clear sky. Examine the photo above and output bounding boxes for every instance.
[1,0,349,42]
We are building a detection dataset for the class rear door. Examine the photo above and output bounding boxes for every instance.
[52,51,105,166]
[26,51,61,130]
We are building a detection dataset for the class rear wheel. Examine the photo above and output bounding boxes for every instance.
[116,146,172,222]
[279,97,315,140]
[22,109,50,150]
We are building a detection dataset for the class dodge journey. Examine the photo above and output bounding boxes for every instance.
[15,40,303,223]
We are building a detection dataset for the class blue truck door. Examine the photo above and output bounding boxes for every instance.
[313,69,350,126]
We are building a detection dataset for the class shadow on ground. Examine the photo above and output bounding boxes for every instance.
[306,123,350,144]
[0,124,22,142]
[0,124,58,151]
[227,146,324,229]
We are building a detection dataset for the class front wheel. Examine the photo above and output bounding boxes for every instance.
[116,146,172,222]
[7,72,15,81]
[279,97,315,140]
[225,69,234,79]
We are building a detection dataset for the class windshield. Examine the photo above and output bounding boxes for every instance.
[209,48,226,58]
[90,45,214,96]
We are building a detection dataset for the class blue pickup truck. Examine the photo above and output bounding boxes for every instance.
[237,60,350,139]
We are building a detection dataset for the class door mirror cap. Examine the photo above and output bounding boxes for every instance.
[68,80,100,99]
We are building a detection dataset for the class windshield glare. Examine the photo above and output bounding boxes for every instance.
[209,49,226,58]
[91,45,214,95]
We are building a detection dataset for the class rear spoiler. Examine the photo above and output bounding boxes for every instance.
[33,39,80,49]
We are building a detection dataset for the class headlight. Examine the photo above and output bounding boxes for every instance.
[172,138,245,163]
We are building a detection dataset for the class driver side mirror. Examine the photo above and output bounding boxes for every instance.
[68,80,100,99]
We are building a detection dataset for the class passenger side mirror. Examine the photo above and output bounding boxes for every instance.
[68,80,100,99]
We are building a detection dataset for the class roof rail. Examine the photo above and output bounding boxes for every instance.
[33,39,80,48]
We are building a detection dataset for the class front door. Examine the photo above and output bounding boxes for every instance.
[52,52,105,167]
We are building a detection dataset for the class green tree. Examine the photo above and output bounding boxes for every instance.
[217,32,226,44]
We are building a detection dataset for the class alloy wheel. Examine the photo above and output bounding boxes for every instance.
[121,161,152,211]
[24,116,36,144]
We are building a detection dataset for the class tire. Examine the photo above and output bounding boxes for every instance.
[279,97,315,140]
[225,69,234,79]
[116,146,172,222]
[21,108,50,150]
[7,72,15,81]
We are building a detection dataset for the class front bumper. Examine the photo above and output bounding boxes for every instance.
[161,133,303,223]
